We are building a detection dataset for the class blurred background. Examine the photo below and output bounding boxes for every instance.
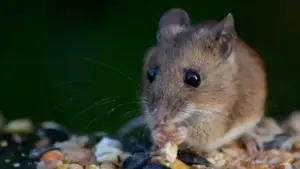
[1,0,299,134]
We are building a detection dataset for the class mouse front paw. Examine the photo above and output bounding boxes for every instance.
[170,127,188,145]
[151,127,168,147]
[152,125,188,147]
[240,132,264,158]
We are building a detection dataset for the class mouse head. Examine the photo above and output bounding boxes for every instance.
[140,9,238,128]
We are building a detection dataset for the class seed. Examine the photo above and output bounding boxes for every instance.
[41,150,64,161]
[213,152,223,161]
[221,148,238,158]
[68,163,84,169]
[87,164,100,169]
[169,159,189,169]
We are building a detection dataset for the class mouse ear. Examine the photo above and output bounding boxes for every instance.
[156,8,190,43]
[211,13,237,59]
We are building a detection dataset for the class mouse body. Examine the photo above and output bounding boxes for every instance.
[139,9,267,157]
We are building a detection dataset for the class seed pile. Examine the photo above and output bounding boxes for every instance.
[1,111,300,169]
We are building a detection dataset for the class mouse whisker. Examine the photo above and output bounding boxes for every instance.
[123,109,141,118]
[170,104,197,124]
[104,101,139,116]
[83,101,139,129]
[83,57,141,88]
[137,123,150,137]
[70,96,127,121]
[191,108,228,123]
[51,92,94,111]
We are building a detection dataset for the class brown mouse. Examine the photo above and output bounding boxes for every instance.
[138,8,267,158]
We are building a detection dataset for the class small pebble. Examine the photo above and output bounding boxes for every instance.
[0,140,8,147]
[94,137,123,163]
[13,162,21,167]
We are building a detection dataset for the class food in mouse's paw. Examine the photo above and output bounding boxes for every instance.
[152,141,178,167]
[177,150,212,166]
[160,141,178,163]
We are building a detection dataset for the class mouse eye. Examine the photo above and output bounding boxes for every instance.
[184,69,201,88]
[147,67,159,83]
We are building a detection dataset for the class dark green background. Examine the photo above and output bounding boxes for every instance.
[1,1,299,134]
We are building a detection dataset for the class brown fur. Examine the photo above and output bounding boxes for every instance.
[140,9,266,154]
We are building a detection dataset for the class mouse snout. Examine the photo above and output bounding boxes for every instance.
[155,104,169,124]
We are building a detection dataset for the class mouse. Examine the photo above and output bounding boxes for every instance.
[117,8,267,158]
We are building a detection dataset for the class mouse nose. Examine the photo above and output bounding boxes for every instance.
[155,104,168,124]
